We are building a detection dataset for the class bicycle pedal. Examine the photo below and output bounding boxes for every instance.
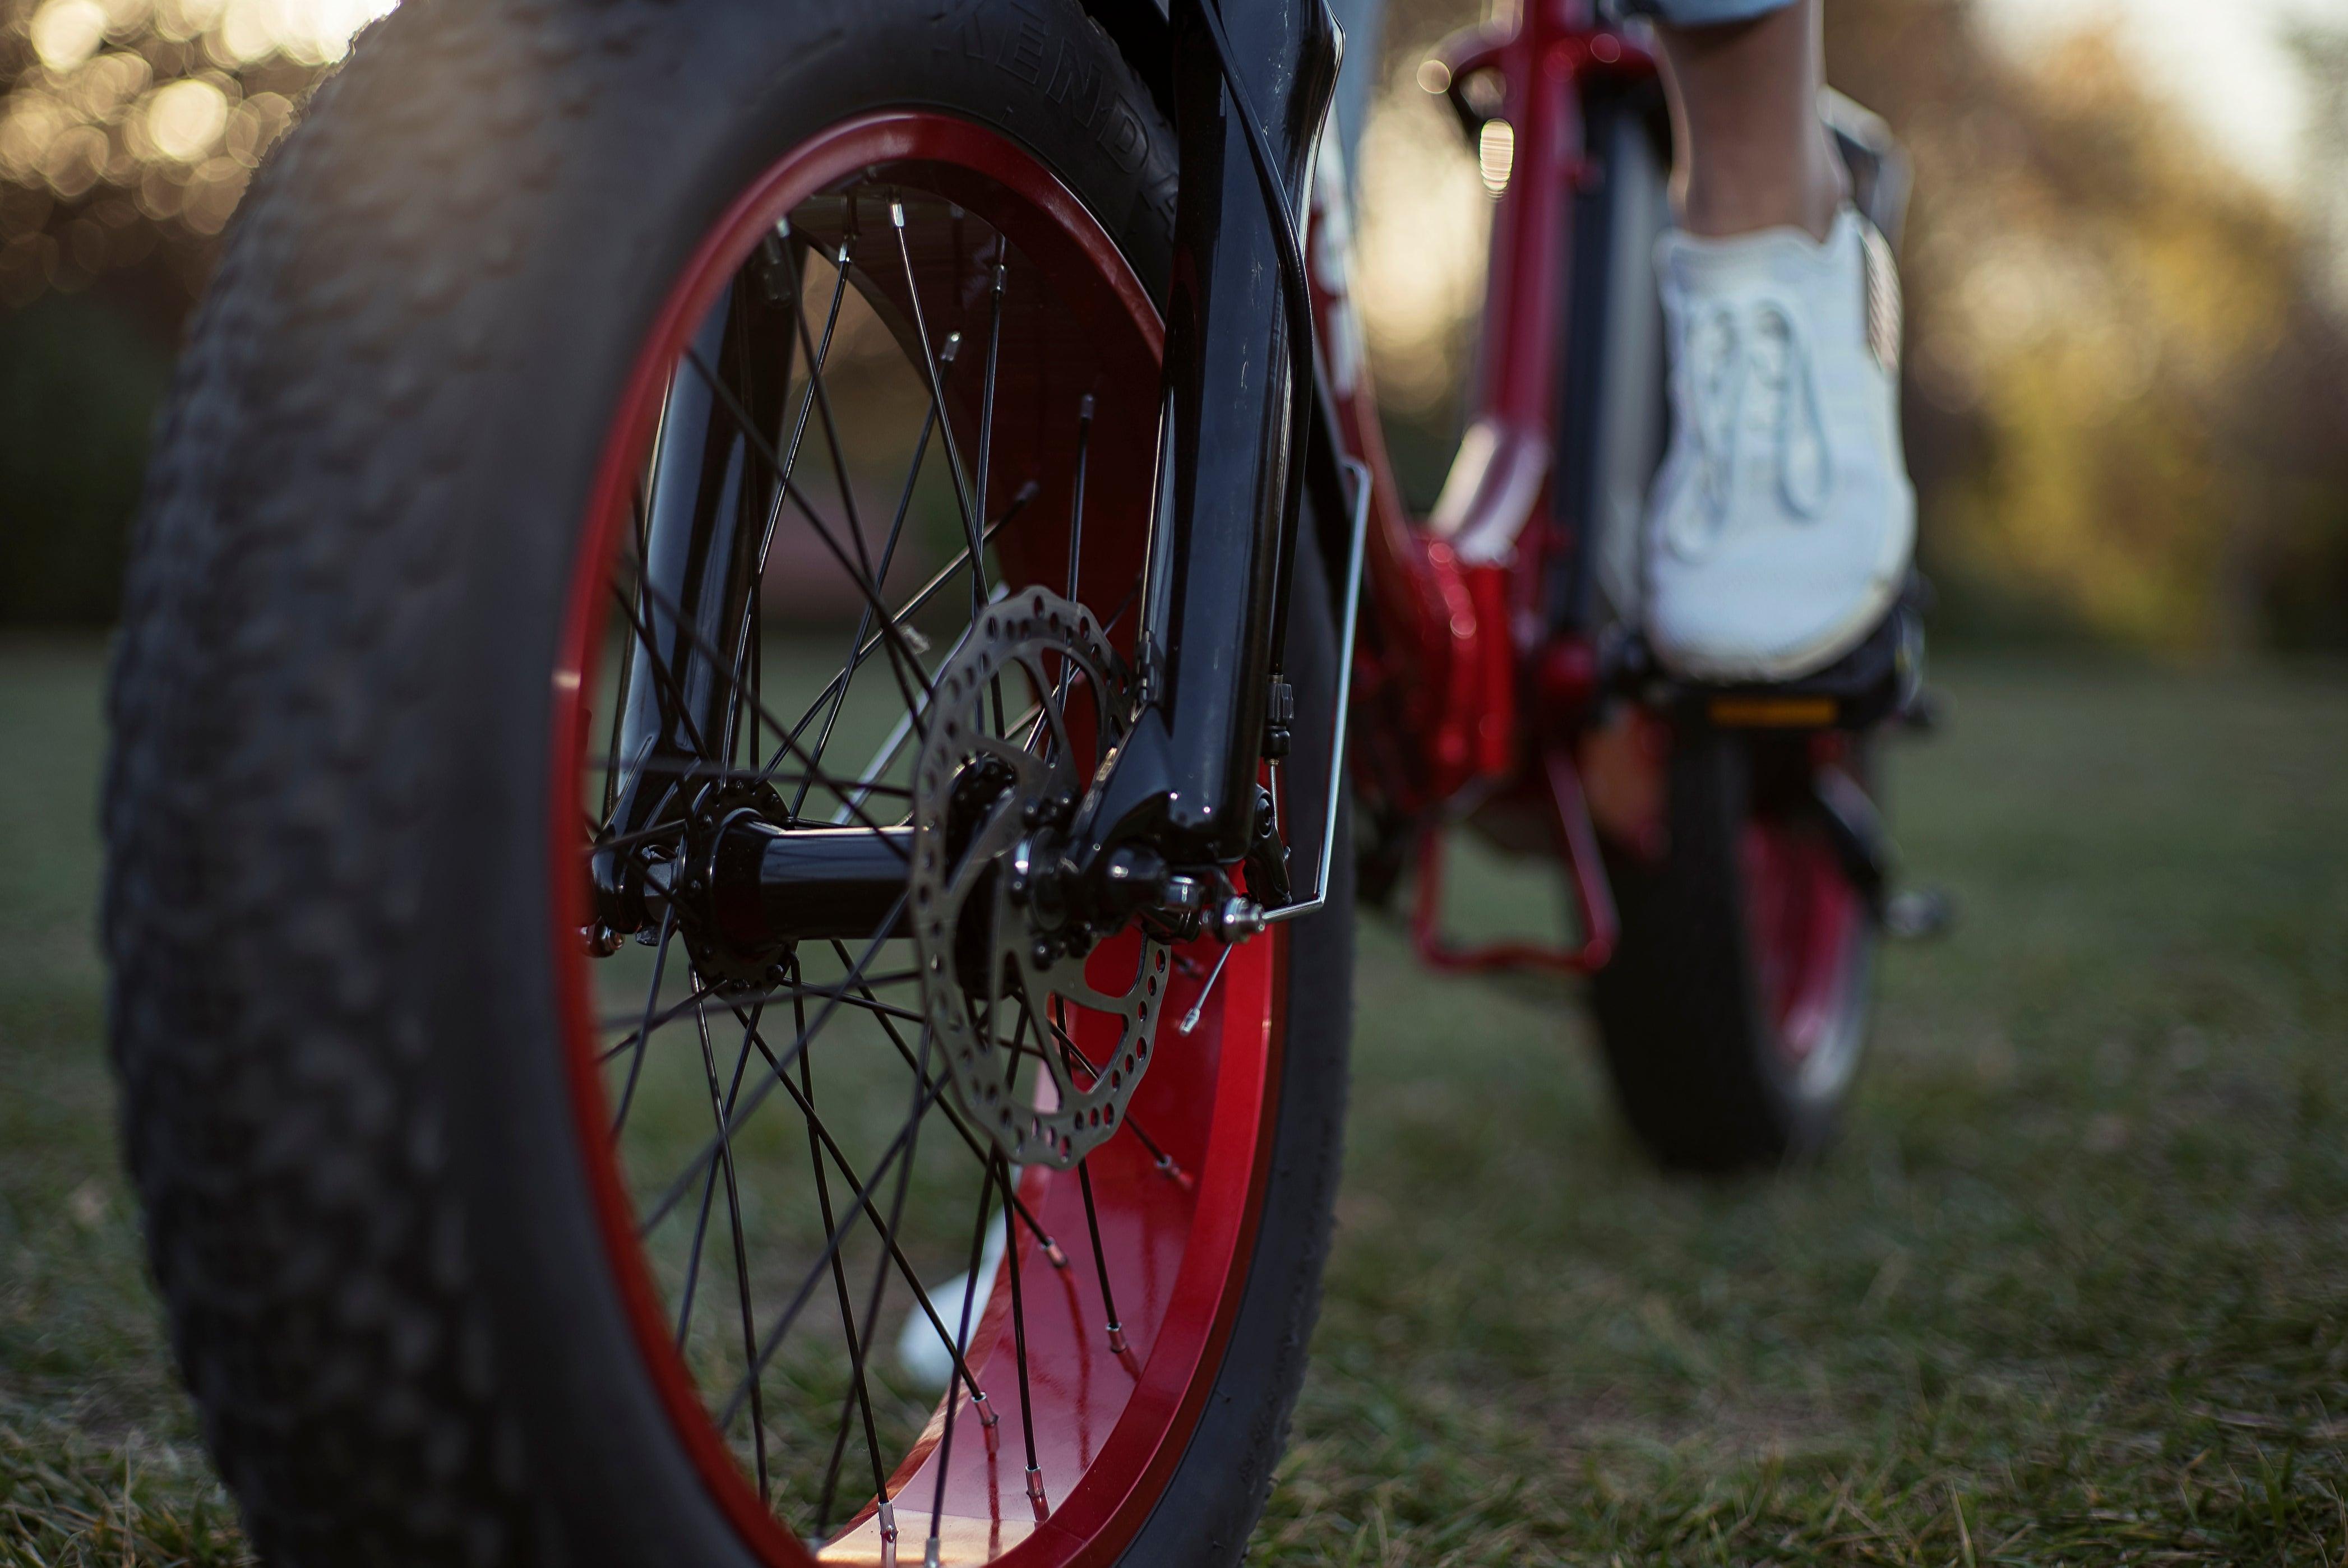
[1883,885,1956,941]
[1898,683,1947,735]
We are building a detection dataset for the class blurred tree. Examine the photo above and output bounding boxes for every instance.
[2294,22,2348,319]
[0,0,383,309]
[1353,0,2348,650]
[0,0,373,623]
[0,288,166,623]
[1825,3,2348,650]
[1,0,2342,645]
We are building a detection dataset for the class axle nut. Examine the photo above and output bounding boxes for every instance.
[1215,896,1267,942]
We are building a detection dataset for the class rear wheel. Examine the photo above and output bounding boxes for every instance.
[105,3,1351,1565]
[1589,726,1873,1171]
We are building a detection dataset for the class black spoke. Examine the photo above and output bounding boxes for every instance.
[637,893,909,1236]
[783,964,884,1537]
[761,484,1039,802]
[627,567,912,849]
[681,345,934,724]
[1066,394,1093,604]
[672,1021,755,1352]
[747,226,857,588]
[597,479,661,831]
[971,255,1009,617]
[825,940,1067,1266]
[611,906,680,1137]
[615,757,911,798]
[611,483,724,768]
[788,345,957,820]
[599,979,759,1066]
[598,974,918,1056]
[714,1068,946,1431]
[891,199,991,614]
[991,1007,1047,1518]
[592,818,691,856]
[1042,1007,1190,1188]
[927,1138,1000,1559]
[997,1150,1047,1518]
[721,1002,993,1408]
[1075,1157,1129,1361]
[1062,993,1130,1359]
[697,1000,770,1504]
[815,1016,930,1547]
[779,248,885,609]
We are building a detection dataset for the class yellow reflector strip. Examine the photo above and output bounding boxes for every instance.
[1708,696,1839,728]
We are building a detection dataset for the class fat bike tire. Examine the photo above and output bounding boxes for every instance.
[103,2,1352,1564]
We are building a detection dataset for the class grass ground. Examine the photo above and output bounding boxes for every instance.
[2,640,2343,1565]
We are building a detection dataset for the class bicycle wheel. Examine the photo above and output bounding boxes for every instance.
[104,3,1353,1565]
[1588,726,1873,1170]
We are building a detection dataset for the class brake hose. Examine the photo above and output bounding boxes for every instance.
[1184,0,1330,679]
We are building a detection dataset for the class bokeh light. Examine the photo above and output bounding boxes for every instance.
[0,0,398,302]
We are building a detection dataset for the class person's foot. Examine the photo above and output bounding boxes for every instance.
[1644,205,1915,683]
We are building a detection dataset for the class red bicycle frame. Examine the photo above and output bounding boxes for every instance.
[1312,0,1655,974]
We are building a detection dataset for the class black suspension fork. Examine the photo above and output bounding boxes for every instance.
[594,241,799,935]
[1061,0,1340,909]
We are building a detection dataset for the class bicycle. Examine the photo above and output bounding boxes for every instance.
[103,1,1923,1563]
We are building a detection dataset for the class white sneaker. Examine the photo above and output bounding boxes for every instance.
[1644,206,1915,683]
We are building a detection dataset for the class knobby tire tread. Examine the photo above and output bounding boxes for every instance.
[104,2,1343,1565]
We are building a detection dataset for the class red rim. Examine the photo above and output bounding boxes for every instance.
[1741,811,1862,1072]
[546,113,1288,1566]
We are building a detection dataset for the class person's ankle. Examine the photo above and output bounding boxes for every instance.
[1673,131,1846,242]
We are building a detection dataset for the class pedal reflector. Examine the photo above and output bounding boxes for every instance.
[1707,696,1839,728]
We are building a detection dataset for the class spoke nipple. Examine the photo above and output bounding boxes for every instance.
[941,331,963,363]
[1079,392,1096,422]
[1106,1322,1127,1355]
[1025,1466,1048,1519]
[879,1501,898,1541]
[891,201,908,229]
[1044,1238,1070,1270]
[974,1391,1000,1428]
[1157,1155,1195,1193]
[925,1537,942,1568]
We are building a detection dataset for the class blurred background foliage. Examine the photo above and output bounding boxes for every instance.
[1,0,2345,649]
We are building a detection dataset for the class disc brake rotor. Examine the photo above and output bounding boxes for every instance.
[910,590,1171,1169]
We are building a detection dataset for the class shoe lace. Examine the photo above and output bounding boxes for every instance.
[1668,295,1831,561]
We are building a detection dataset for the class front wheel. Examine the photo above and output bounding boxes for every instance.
[104,3,1352,1565]
[1589,725,1874,1170]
